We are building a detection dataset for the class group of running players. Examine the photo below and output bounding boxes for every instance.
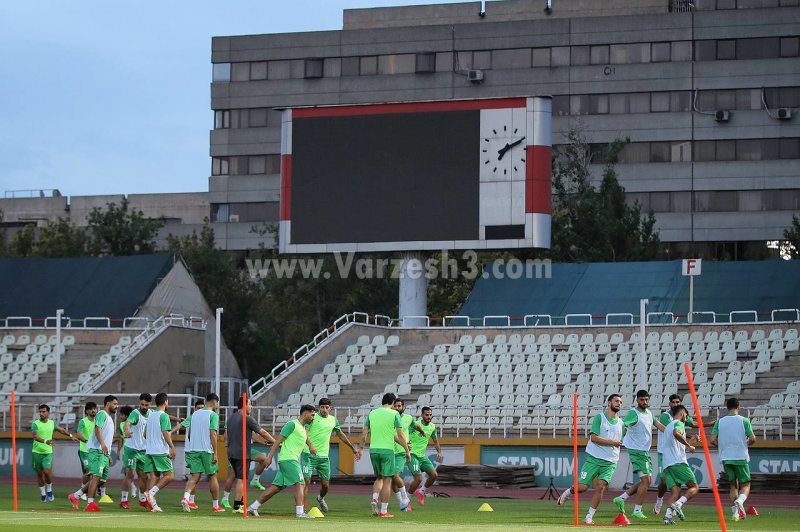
[558,391,756,525]
[29,391,443,518]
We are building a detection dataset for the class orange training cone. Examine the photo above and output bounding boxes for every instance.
[611,513,631,526]
[746,506,759,516]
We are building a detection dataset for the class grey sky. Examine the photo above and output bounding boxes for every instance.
[0,0,464,197]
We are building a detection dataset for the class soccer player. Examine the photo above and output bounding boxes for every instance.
[654,394,696,515]
[407,406,443,506]
[224,396,275,512]
[74,402,97,496]
[246,404,317,518]
[122,393,154,509]
[117,405,137,508]
[360,392,411,518]
[31,404,74,502]
[613,390,666,519]
[391,398,415,511]
[70,395,118,512]
[143,392,177,512]
[181,393,224,513]
[557,394,623,525]
[173,398,204,509]
[301,397,362,513]
[661,404,698,525]
[709,397,756,522]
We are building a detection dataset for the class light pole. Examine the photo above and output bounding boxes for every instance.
[215,307,223,398]
[638,299,648,391]
[55,309,64,395]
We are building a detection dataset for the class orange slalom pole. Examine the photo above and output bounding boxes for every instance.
[242,392,247,518]
[11,391,18,512]
[573,393,579,527]
[683,364,727,532]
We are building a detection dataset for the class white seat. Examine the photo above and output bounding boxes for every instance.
[62,335,75,346]
[356,335,371,346]
[352,364,365,376]
[386,335,399,347]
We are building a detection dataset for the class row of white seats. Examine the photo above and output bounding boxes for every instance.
[1,334,77,347]
[343,344,390,358]
[453,328,798,347]
[332,352,380,368]
[354,334,400,348]
[766,392,800,408]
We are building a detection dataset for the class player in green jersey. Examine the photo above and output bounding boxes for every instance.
[301,397,361,513]
[360,392,410,518]
[116,405,136,508]
[246,404,317,518]
[709,397,757,522]
[654,394,697,515]
[73,402,97,496]
[173,398,205,510]
[407,406,443,507]
[613,390,666,519]
[661,405,699,525]
[390,398,415,511]
[31,404,74,502]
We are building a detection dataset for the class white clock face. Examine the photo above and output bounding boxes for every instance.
[479,108,527,181]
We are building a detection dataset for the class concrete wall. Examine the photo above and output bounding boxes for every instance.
[96,326,206,396]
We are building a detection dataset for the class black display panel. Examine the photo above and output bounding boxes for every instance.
[291,111,480,244]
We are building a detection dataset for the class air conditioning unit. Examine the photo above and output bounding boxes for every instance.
[714,110,730,122]
[777,108,793,120]
[228,214,240,223]
[467,69,484,83]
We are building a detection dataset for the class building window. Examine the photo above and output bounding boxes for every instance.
[473,51,492,70]
[570,95,590,115]
[304,58,324,79]
[590,45,610,65]
[651,42,671,62]
[249,109,268,128]
[717,140,736,161]
[415,52,436,73]
[672,192,692,212]
[341,57,359,76]
[651,92,670,112]
[610,43,650,64]
[360,56,378,75]
[212,157,229,176]
[435,52,453,72]
[629,93,650,113]
[492,48,530,69]
[671,41,692,62]
[670,91,691,112]
[268,60,291,79]
[780,138,800,159]
[739,191,763,211]
[214,110,230,129]
[738,37,780,60]
[570,46,590,66]
[589,94,609,114]
[695,40,717,61]
[214,202,280,223]
[781,37,800,57]
[231,62,250,81]
[378,54,416,75]
[650,142,670,162]
[551,47,570,66]
[552,95,570,116]
[694,141,716,162]
[250,61,268,80]
[212,63,231,82]
[532,48,551,67]
[717,40,736,60]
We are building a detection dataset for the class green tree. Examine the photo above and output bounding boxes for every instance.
[9,225,36,257]
[87,197,163,255]
[784,214,800,259]
[550,128,660,262]
[36,218,89,257]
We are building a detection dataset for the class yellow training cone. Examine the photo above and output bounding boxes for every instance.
[97,494,114,504]
[478,503,494,512]
[307,506,325,518]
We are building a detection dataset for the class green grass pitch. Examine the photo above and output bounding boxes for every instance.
[0,485,793,531]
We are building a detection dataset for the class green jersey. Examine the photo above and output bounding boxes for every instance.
[278,419,307,462]
[394,413,414,454]
[409,420,437,456]
[365,406,402,451]
[77,416,95,452]
[305,413,340,458]
[32,419,55,454]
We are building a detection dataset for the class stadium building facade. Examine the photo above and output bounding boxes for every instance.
[209,0,799,258]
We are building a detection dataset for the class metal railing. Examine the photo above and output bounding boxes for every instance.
[248,313,387,401]
[76,315,206,396]
[2,394,202,432]
[0,313,207,330]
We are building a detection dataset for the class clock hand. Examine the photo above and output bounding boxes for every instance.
[496,136,526,161]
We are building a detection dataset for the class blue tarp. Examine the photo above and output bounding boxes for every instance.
[0,254,174,321]
[460,260,800,321]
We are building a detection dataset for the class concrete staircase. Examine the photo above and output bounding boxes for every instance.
[738,351,800,406]
[334,344,432,406]
[31,344,109,397]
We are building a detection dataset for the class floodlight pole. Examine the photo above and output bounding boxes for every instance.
[215,307,223,398]
[638,299,648,391]
[55,309,64,395]
[399,252,428,326]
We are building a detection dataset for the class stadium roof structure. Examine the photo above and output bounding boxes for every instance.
[460,260,800,321]
[0,254,175,320]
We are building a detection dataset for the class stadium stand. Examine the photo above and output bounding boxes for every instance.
[0,254,240,422]
[253,261,800,440]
